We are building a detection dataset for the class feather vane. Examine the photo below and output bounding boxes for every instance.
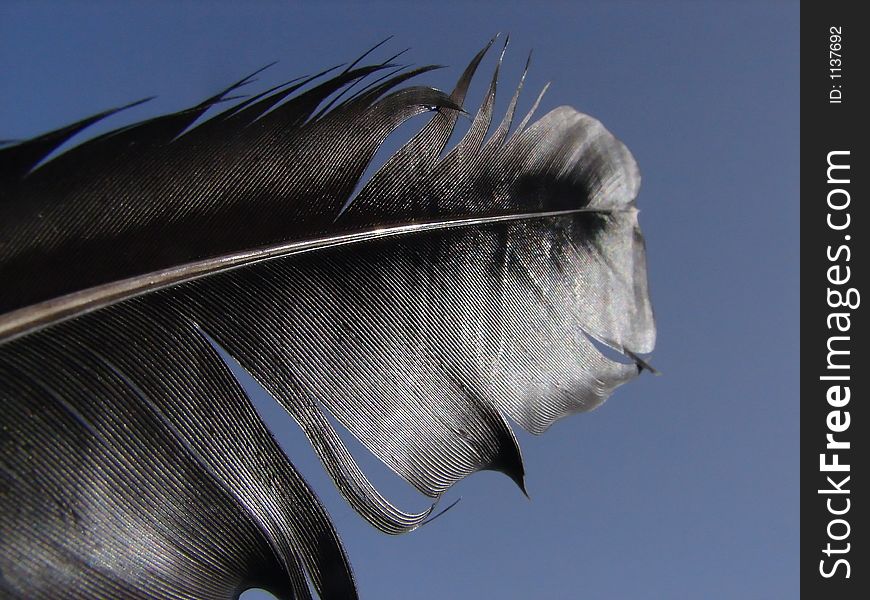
[0,40,655,599]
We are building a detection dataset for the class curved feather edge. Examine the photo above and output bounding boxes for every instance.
[0,40,655,599]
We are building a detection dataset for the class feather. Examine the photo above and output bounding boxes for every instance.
[0,39,655,599]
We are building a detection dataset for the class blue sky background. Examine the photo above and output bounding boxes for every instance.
[0,2,799,598]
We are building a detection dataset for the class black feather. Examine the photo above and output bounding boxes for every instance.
[0,40,655,599]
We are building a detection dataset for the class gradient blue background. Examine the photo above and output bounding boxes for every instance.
[0,2,799,598]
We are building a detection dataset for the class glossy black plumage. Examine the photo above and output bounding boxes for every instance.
[0,40,655,599]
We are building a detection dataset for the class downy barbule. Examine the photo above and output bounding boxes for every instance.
[0,38,656,599]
